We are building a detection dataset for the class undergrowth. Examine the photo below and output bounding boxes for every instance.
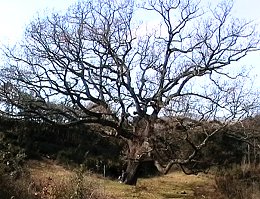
[0,164,115,199]
[215,164,260,199]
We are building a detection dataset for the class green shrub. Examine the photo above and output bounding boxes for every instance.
[0,131,27,178]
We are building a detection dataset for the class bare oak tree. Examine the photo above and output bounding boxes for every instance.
[1,0,259,185]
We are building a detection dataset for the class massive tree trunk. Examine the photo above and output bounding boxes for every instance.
[122,117,153,185]
[123,160,140,185]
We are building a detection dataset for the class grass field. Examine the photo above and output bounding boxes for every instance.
[102,171,216,199]
[26,159,223,199]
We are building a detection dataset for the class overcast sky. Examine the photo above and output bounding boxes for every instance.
[0,0,259,88]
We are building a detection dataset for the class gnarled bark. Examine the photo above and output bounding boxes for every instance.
[122,160,140,185]
[122,118,153,185]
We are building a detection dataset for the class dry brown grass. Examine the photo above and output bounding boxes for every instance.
[28,160,224,199]
[102,171,221,199]
[215,165,260,199]
[0,159,115,199]
[27,159,114,199]
[1,159,223,199]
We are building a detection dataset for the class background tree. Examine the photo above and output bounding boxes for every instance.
[1,0,259,185]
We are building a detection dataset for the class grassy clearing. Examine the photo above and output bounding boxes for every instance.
[27,160,220,199]
[101,172,217,199]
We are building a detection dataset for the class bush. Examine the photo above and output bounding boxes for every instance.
[215,165,260,199]
[0,131,27,178]
[0,168,32,199]
[0,131,30,198]
[0,164,115,199]
[28,167,116,199]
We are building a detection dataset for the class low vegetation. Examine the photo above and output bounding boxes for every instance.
[215,164,260,199]
[0,159,223,199]
[0,160,115,199]
[1,115,260,198]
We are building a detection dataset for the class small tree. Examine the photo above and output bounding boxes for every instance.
[1,0,259,185]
